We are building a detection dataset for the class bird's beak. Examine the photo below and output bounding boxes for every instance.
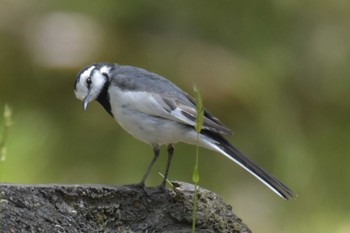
[83,92,92,111]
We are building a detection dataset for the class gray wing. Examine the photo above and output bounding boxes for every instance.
[160,94,232,135]
[111,64,232,135]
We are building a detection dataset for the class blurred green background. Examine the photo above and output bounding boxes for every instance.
[1,1,350,232]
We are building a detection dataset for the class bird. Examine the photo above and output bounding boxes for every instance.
[74,62,295,200]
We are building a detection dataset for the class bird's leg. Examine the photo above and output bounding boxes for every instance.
[137,144,160,188]
[159,144,174,190]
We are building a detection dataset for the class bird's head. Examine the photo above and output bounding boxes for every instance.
[74,63,112,110]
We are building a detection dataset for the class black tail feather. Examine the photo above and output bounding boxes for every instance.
[201,130,295,200]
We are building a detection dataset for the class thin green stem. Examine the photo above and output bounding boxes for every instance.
[0,104,13,181]
[192,85,203,233]
[192,133,200,232]
[0,104,13,162]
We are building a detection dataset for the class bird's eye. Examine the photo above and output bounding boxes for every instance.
[86,77,92,88]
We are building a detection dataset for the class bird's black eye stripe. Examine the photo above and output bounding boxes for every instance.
[86,77,92,88]
[102,72,109,79]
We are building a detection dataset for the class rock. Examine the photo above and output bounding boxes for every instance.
[0,182,250,233]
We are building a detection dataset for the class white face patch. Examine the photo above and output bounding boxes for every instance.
[75,65,96,100]
[74,64,109,104]
[81,65,95,80]
[91,70,107,94]
[99,65,111,75]
[74,65,95,100]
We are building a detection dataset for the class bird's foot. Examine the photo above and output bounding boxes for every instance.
[129,181,145,189]
[157,182,169,193]
[128,182,171,195]
[129,181,154,196]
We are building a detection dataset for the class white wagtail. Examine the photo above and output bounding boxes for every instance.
[74,62,295,200]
